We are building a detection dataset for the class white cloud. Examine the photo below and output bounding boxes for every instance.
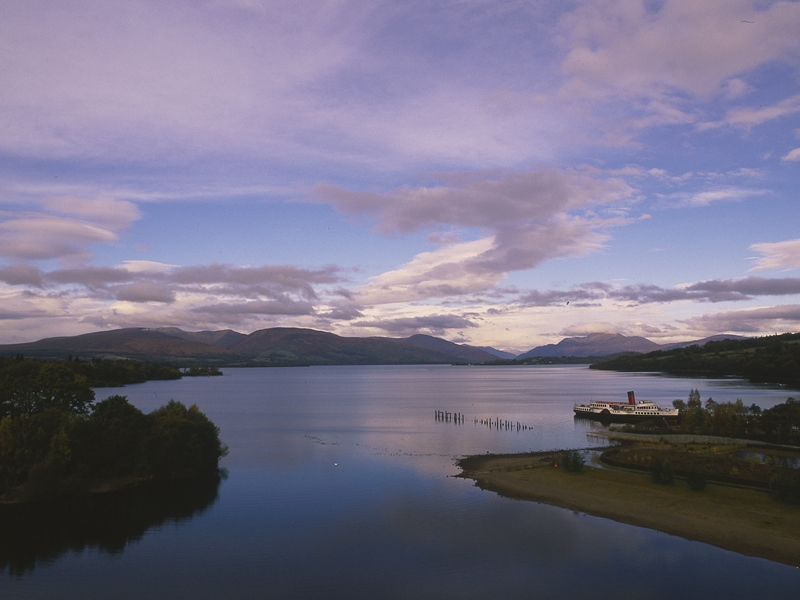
[559,1,800,99]
[729,94,800,128]
[782,148,800,162]
[357,238,498,304]
[750,238,800,271]
[317,168,632,303]
[0,197,140,262]
[683,304,800,334]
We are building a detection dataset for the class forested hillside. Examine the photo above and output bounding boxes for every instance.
[592,333,800,386]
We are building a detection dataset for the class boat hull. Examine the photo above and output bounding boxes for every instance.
[573,407,679,425]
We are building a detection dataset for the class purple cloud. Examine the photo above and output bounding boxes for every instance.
[518,277,800,307]
[352,314,477,336]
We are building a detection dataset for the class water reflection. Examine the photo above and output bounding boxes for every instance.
[0,474,222,577]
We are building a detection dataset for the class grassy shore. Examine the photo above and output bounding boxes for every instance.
[457,452,800,567]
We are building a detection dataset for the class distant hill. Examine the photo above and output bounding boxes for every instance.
[660,334,748,351]
[474,346,516,359]
[152,327,246,349]
[223,327,459,365]
[0,329,236,361]
[517,333,661,358]
[516,333,752,359]
[0,327,492,366]
[397,335,497,362]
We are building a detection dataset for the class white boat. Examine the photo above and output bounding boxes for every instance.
[573,391,680,424]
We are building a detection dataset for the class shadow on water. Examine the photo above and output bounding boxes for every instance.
[0,474,223,577]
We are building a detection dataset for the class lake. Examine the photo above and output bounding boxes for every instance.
[2,365,799,599]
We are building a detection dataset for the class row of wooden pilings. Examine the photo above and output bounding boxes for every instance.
[475,417,530,431]
[435,410,531,431]
[435,410,465,423]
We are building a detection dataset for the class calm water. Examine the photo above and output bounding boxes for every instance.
[2,365,799,599]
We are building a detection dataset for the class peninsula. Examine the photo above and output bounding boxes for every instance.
[457,451,800,567]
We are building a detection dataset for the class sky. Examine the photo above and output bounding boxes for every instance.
[1,0,800,353]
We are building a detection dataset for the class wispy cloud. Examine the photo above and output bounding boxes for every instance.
[683,304,800,333]
[317,168,633,303]
[0,197,140,263]
[352,314,477,337]
[750,238,800,272]
[518,277,800,307]
[782,148,800,162]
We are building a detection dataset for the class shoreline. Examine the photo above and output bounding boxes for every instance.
[457,452,800,567]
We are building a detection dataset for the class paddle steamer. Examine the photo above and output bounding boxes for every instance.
[573,391,680,424]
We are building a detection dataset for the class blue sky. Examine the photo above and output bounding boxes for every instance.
[1,0,800,352]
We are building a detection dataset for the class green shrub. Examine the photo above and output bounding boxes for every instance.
[557,449,585,473]
[770,469,800,505]
[686,467,707,491]
[651,457,674,485]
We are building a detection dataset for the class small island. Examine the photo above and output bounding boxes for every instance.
[0,356,227,503]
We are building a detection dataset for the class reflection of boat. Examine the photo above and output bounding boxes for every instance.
[573,391,680,424]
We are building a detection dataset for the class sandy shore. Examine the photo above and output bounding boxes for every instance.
[457,452,800,567]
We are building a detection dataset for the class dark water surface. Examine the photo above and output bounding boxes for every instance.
[2,365,799,599]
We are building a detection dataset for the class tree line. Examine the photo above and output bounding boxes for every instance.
[666,389,800,445]
[591,332,800,386]
[0,357,227,502]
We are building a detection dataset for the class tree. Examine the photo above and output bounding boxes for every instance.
[146,400,227,477]
[0,360,94,418]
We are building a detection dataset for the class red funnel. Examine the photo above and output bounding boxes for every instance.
[627,391,636,405]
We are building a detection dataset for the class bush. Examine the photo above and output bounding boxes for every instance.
[557,450,585,473]
[651,457,674,485]
[146,400,228,477]
[770,470,800,505]
[686,467,707,491]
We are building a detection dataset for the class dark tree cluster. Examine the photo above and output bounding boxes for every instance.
[669,390,800,445]
[61,356,182,387]
[591,332,800,386]
[181,365,223,377]
[0,358,226,501]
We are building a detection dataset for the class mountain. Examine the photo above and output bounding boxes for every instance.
[397,335,497,362]
[660,334,749,351]
[476,346,517,360]
[517,333,662,358]
[516,333,753,359]
[0,327,486,365]
[0,328,236,361]
[152,327,247,349]
[224,327,458,365]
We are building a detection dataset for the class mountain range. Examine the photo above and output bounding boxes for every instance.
[0,328,748,365]
[0,327,499,366]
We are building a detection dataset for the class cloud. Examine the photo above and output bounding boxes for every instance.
[683,304,800,333]
[352,314,477,336]
[559,322,618,336]
[518,277,800,307]
[315,169,632,234]
[782,148,800,162]
[113,282,176,304]
[0,260,347,339]
[750,238,800,271]
[559,1,800,99]
[0,197,140,262]
[0,264,44,287]
[658,186,767,208]
[317,168,633,303]
[717,94,800,129]
[193,300,316,316]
